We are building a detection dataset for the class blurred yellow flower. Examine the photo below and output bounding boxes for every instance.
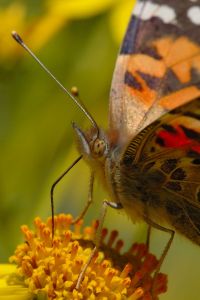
[0,264,32,300]
[0,3,26,61]
[1,214,168,299]
[110,0,136,43]
[47,0,121,18]
[0,0,135,61]
[28,0,121,50]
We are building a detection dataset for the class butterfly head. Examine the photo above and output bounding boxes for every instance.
[72,122,108,163]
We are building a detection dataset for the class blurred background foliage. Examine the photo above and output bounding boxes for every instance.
[0,1,200,299]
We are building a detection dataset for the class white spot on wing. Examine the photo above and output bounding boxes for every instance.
[154,5,176,23]
[133,2,176,23]
[187,6,200,24]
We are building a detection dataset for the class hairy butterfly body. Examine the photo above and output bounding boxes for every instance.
[74,0,200,256]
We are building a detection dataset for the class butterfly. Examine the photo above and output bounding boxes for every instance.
[72,0,200,283]
[11,0,200,291]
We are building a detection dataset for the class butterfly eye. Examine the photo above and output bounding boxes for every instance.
[92,139,106,157]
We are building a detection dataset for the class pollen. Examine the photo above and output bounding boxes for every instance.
[9,214,167,299]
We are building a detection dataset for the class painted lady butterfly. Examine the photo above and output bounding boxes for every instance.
[12,0,200,290]
[72,0,200,280]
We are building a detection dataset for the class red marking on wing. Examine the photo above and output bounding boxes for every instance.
[158,126,200,154]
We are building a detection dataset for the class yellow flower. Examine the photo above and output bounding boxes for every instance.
[1,214,167,299]
[110,0,136,44]
[24,0,133,51]
[0,264,32,299]
[0,0,134,62]
[0,3,26,61]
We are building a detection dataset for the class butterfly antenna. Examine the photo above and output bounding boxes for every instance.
[11,31,99,136]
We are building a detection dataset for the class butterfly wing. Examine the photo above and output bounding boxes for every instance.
[120,97,200,243]
[109,0,200,142]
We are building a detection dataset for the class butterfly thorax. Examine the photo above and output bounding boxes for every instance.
[114,156,167,223]
[106,123,174,224]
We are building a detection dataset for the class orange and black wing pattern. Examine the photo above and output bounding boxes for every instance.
[119,98,200,243]
[109,0,200,141]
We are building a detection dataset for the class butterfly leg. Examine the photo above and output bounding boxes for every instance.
[72,172,94,224]
[144,216,174,296]
[50,155,82,239]
[146,225,151,251]
[93,200,123,250]
[76,200,123,290]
